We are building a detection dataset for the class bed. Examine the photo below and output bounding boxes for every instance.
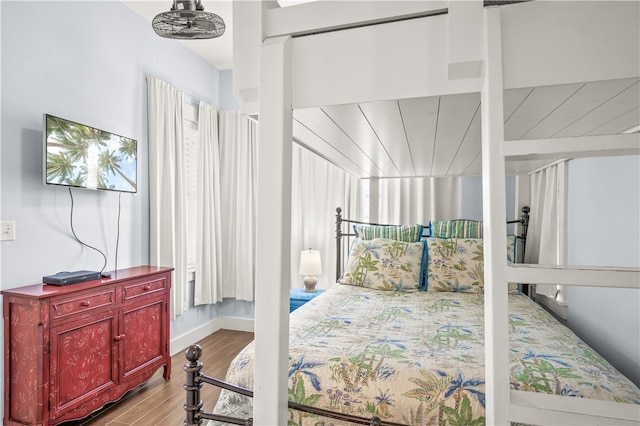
[191,2,639,423]
[184,208,640,425]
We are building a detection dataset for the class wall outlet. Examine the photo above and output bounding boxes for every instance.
[1,221,16,241]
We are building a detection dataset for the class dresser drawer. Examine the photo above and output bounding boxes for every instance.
[122,277,167,301]
[51,289,116,320]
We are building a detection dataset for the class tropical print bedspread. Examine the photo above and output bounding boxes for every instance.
[213,285,640,425]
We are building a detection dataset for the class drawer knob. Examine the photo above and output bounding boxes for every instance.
[114,334,125,341]
[80,301,91,307]
[143,285,151,291]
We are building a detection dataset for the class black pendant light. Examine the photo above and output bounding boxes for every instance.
[152,0,225,40]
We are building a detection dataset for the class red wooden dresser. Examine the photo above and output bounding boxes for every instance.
[2,265,172,425]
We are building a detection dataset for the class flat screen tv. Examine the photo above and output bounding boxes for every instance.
[44,114,137,193]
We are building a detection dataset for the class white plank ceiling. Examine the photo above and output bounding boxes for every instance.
[293,77,640,178]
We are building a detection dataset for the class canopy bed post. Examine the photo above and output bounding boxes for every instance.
[254,35,293,424]
[481,6,510,425]
[183,345,204,426]
[519,206,530,259]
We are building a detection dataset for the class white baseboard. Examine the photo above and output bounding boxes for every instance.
[223,317,255,333]
[170,316,255,356]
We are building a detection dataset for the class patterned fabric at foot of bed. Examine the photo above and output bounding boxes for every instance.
[212,285,640,425]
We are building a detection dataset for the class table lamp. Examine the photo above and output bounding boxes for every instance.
[299,249,322,292]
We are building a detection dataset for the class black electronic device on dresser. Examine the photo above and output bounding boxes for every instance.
[43,270,101,285]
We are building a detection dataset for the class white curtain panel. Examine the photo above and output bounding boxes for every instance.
[147,76,188,319]
[525,164,559,298]
[219,111,257,301]
[291,144,361,289]
[375,176,461,224]
[194,102,223,305]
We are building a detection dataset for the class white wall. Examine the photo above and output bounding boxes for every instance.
[1,0,220,286]
[0,0,250,381]
[565,155,640,387]
[220,69,241,110]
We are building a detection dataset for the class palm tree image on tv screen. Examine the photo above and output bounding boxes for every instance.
[45,115,137,193]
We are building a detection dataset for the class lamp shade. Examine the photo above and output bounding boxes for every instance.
[299,250,322,276]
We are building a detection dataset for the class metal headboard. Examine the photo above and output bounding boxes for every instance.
[335,206,530,281]
[334,208,429,282]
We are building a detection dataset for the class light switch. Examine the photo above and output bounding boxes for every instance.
[1,221,16,241]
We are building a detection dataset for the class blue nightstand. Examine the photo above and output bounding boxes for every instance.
[290,288,325,312]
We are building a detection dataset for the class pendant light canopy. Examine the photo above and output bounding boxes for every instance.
[152,0,225,40]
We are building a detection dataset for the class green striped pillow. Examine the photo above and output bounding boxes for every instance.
[353,224,424,243]
[430,220,483,238]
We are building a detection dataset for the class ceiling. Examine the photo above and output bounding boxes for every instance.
[124,1,640,179]
[294,78,640,178]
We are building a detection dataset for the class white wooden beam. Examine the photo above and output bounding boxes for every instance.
[481,6,509,425]
[280,2,640,111]
[233,1,280,115]
[254,35,293,424]
[235,2,640,115]
[266,1,447,38]
[509,390,640,426]
[447,0,483,80]
[502,133,640,160]
[506,264,640,288]
[290,14,481,109]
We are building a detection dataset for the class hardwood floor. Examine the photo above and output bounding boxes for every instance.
[59,329,254,426]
